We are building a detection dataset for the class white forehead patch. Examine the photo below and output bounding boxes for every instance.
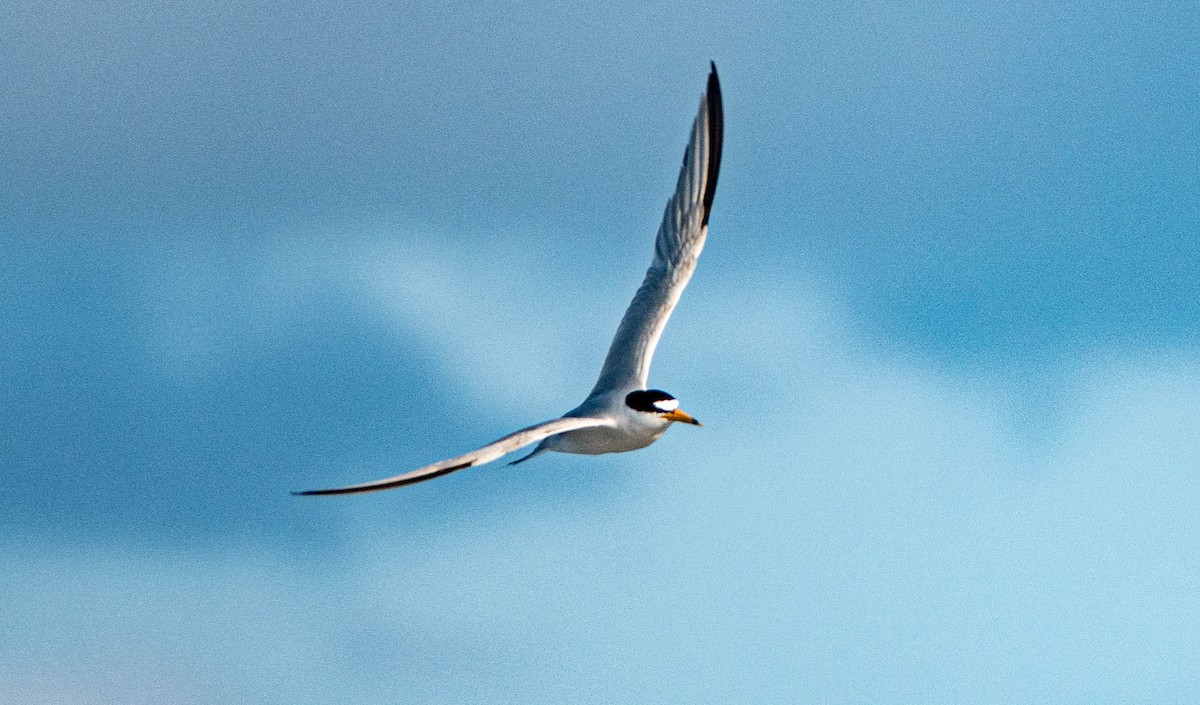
[652,398,679,412]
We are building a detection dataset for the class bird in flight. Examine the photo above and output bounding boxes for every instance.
[296,63,723,495]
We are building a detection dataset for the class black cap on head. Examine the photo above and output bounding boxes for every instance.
[625,389,679,413]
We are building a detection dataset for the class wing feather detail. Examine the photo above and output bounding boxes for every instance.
[591,63,723,395]
[293,416,611,495]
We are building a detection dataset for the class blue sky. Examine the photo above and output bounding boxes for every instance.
[3,1,1199,703]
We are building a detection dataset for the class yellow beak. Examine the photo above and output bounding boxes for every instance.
[662,408,701,426]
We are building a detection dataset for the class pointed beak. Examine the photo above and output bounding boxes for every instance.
[662,408,701,426]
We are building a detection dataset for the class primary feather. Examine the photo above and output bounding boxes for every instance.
[293,417,611,495]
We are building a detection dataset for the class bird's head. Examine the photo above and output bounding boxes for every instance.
[624,389,701,426]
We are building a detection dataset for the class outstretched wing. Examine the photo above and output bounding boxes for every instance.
[591,63,723,395]
[294,416,611,495]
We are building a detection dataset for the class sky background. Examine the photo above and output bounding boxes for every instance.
[3,1,1200,703]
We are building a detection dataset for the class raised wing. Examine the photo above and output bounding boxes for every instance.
[591,63,723,395]
[294,416,611,495]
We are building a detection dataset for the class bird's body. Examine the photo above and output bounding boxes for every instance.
[549,392,673,455]
[297,64,723,496]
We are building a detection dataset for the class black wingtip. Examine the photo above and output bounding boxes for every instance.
[292,489,340,496]
[292,487,353,497]
[292,461,475,496]
[701,62,724,227]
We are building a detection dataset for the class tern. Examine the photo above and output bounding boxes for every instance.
[296,63,722,495]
